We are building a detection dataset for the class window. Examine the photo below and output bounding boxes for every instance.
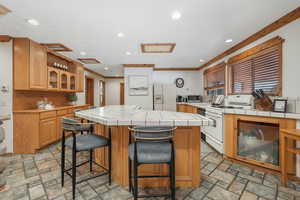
[228,36,283,96]
[203,62,225,96]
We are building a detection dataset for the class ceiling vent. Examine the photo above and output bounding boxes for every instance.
[78,58,102,64]
[0,4,11,16]
[141,43,176,53]
[40,43,72,52]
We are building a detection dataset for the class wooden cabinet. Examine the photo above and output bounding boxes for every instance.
[13,105,89,153]
[70,74,76,91]
[224,114,296,173]
[14,38,85,92]
[76,65,84,92]
[60,71,69,90]
[14,38,47,90]
[40,118,57,147]
[48,67,60,90]
[177,104,197,113]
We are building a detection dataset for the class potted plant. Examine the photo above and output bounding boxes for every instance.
[68,94,78,105]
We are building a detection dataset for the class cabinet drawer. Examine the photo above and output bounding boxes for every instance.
[40,111,56,119]
[57,109,68,116]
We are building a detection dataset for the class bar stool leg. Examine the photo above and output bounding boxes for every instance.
[134,162,138,200]
[128,158,132,192]
[171,157,176,200]
[61,131,65,187]
[89,150,93,172]
[72,142,77,200]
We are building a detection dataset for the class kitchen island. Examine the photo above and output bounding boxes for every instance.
[76,105,213,187]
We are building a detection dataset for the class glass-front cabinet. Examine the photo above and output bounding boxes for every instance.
[70,74,76,91]
[60,72,69,90]
[237,120,279,167]
[48,67,59,90]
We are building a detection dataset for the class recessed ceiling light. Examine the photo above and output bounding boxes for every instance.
[171,11,181,20]
[200,59,205,63]
[80,51,87,56]
[104,67,109,70]
[117,32,124,38]
[27,18,39,26]
[225,39,233,43]
[126,51,131,55]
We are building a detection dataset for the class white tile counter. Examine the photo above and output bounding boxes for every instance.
[75,105,214,126]
[179,103,300,120]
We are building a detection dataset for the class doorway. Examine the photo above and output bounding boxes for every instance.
[85,77,94,106]
[120,82,124,105]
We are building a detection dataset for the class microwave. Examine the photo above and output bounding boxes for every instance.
[187,95,202,103]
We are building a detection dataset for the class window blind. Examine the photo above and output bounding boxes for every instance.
[231,45,281,95]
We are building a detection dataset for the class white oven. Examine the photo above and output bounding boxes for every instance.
[202,108,224,153]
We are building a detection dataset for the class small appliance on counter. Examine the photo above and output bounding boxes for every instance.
[187,95,202,103]
[176,95,183,103]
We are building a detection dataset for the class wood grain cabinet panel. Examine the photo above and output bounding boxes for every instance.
[76,65,84,92]
[29,40,47,89]
[13,38,48,90]
[40,118,57,147]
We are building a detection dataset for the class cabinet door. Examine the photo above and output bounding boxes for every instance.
[60,72,69,90]
[177,104,187,112]
[29,40,47,89]
[40,118,57,147]
[48,67,60,90]
[77,66,84,92]
[70,74,76,91]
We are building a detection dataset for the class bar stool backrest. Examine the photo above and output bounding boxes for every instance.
[62,117,93,132]
[129,126,176,141]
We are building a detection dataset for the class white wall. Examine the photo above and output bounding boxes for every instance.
[105,78,123,105]
[76,71,105,106]
[0,41,13,152]
[153,70,202,96]
[124,67,153,110]
[200,18,300,98]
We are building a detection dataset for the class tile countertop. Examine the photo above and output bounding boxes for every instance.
[13,104,90,113]
[179,103,300,120]
[75,105,214,126]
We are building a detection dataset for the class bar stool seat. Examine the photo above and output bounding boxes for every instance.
[128,142,172,164]
[66,134,108,152]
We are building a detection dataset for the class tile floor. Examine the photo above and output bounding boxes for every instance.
[1,141,300,200]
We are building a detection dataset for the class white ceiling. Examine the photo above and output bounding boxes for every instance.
[0,0,299,76]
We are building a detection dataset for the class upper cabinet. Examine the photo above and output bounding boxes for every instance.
[203,62,226,96]
[76,64,84,92]
[14,38,48,90]
[13,38,85,92]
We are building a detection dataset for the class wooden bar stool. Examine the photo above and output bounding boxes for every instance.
[280,129,300,186]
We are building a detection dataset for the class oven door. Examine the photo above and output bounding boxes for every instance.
[204,112,223,142]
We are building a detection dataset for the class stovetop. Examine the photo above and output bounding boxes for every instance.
[211,105,244,109]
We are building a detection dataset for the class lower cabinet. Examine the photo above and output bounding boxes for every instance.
[13,105,89,153]
[40,118,57,147]
[177,104,197,113]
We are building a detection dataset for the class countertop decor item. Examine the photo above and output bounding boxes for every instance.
[175,78,184,88]
[273,99,287,113]
[68,94,78,105]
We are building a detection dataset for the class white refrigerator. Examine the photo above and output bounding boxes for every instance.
[153,84,177,111]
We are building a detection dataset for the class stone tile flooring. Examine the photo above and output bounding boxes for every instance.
[1,141,300,199]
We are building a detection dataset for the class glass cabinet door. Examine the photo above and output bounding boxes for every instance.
[48,68,59,89]
[60,73,68,90]
[70,75,76,90]
[237,120,279,166]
